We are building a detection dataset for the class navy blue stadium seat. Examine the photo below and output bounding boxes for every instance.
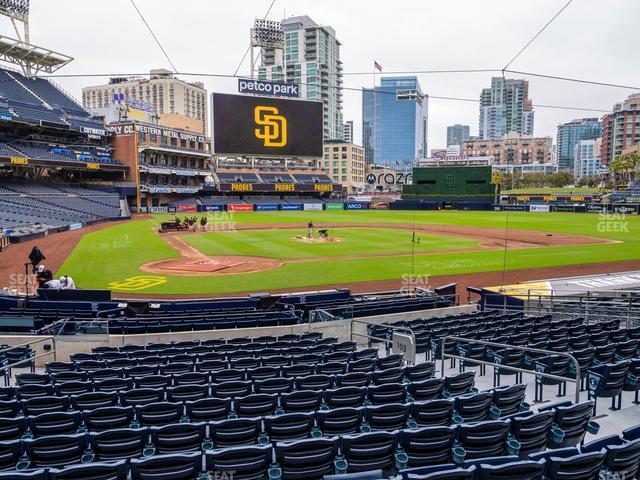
[211,417,262,447]
[339,431,401,473]
[47,460,128,480]
[88,427,149,461]
[84,406,135,431]
[264,412,315,442]
[508,411,554,456]
[21,433,88,468]
[401,426,457,468]
[129,451,202,480]
[150,422,208,454]
[317,407,365,436]
[273,437,340,479]
[206,444,272,479]
[587,361,631,412]
[410,399,454,427]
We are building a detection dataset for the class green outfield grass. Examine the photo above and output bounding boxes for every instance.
[56,210,640,295]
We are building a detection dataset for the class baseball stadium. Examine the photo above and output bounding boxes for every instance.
[0,2,639,480]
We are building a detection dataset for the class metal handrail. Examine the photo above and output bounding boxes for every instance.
[440,335,582,404]
[0,336,56,374]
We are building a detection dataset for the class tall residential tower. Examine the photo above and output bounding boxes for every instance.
[479,77,534,140]
[258,15,343,141]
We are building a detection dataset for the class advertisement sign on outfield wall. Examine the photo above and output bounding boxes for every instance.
[552,205,576,213]
[325,203,344,211]
[303,203,323,211]
[148,207,169,213]
[613,205,639,214]
[529,204,550,213]
[346,202,369,210]
[175,204,197,213]
[500,205,526,212]
[256,204,279,211]
[281,204,302,211]
[227,204,254,212]
[203,205,224,212]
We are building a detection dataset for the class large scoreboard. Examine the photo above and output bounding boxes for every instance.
[211,93,323,157]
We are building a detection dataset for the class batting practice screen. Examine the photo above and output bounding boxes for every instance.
[403,166,493,196]
[211,93,323,157]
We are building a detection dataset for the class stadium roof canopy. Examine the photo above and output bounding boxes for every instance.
[0,35,73,74]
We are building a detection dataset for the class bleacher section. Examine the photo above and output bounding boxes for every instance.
[0,182,125,238]
[0,307,639,479]
[0,68,106,131]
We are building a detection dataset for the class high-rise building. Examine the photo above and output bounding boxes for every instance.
[447,124,470,147]
[321,141,365,194]
[82,69,208,134]
[555,118,602,171]
[601,93,640,165]
[343,120,354,143]
[573,139,601,180]
[479,77,534,140]
[362,76,428,170]
[258,15,343,141]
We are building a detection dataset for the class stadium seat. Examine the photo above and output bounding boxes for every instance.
[210,417,262,447]
[443,372,475,398]
[47,460,128,480]
[234,393,278,417]
[273,437,340,479]
[28,411,82,437]
[166,384,208,403]
[508,411,555,456]
[531,448,605,480]
[205,444,271,479]
[539,401,597,448]
[365,403,411,431]
[408,378,445,402]
[281,390,323,413]
[533,355,570,402]
[475,459,545,480]
[587,361,631,412]
[367,383,407,405]
[20,433,88,468]
[185,397,232,422]
[582,434,640,479]
[456,420,513,460]
[264,412,315,441]
[401,425,457,468]
[410,399,454,427]
[84,406,135,431]
[150,422,209,454]
[452,392,494,423]
[70,392,118,411]
[317,407,365,436]
[129,451,202,480]
[325,387,366,409]
[339,431,401,473]
[135,402,183,426]
[88,428,149,460]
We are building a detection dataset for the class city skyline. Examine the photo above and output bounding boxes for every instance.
[7,0,638,152]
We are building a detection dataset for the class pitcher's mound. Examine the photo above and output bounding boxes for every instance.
[293,235,343,243]
[140,256,283,276]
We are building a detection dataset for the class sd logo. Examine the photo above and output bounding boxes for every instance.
[254,106,287,147]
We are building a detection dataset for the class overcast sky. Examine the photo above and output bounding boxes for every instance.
[4,0,639,150]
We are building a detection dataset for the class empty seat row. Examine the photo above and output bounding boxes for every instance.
[0,404,600,478]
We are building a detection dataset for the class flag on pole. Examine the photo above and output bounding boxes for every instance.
[374,61,382,72]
